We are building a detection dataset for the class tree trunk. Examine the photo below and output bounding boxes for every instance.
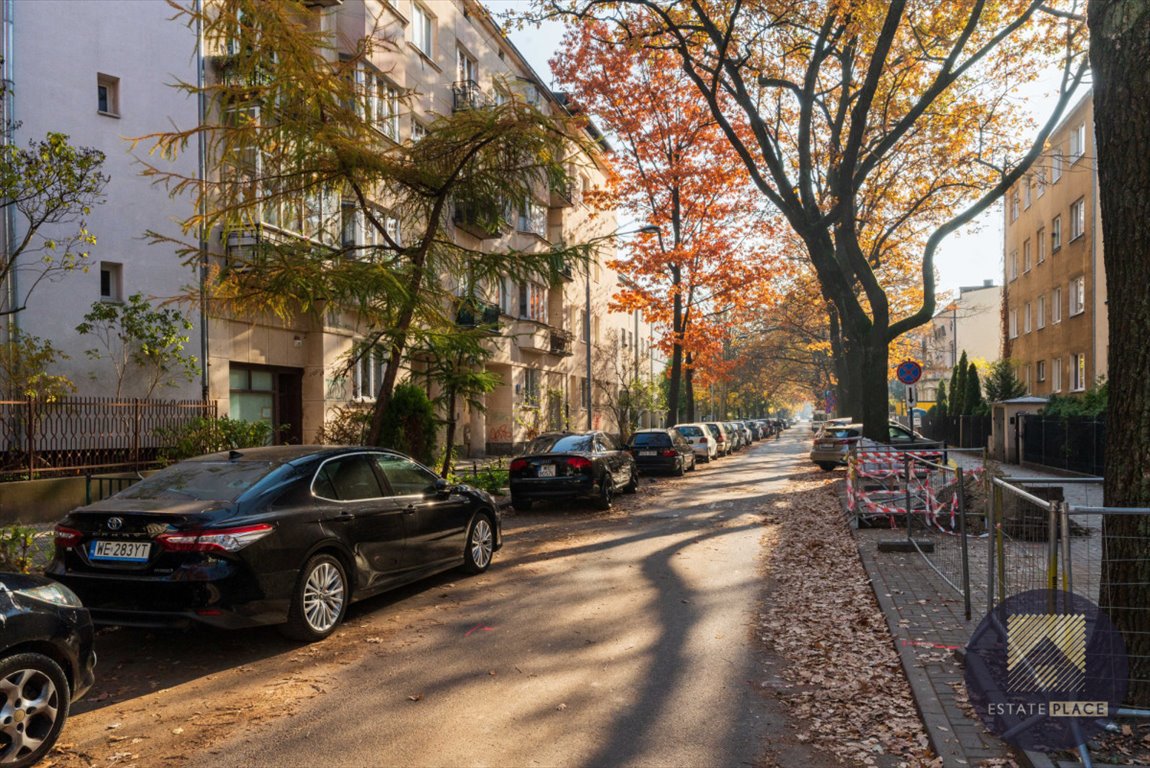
[685,360,695,423]
[1089,0,1150,704]
[439,387,458,478]
[857,333,891,441]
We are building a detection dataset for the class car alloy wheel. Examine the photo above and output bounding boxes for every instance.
[596,475,614,510]
[281,553,348,642]
[0,653,70,768]
[463,515,494,574]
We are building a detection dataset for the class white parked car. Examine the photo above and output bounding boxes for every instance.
[673,423,719,462]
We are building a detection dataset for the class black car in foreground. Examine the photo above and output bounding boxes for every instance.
[626,428,696,476]
[0,572,96,768]
[48,446,502,642]
[509,431,637,511]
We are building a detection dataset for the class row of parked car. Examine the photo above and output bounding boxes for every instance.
[2,419,792,764]
[808,417,938,470]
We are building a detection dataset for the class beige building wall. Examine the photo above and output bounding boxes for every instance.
[1003,91,1107,397]
[920,282,1002,402]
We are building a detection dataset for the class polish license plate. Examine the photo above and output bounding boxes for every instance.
[89,540,151,562]
[538,464,556,478]
[639,451,656,456]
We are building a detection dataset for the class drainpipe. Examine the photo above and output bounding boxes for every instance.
[2,0,17,344]
[196,0,210,402]
[1089,144,1099,385]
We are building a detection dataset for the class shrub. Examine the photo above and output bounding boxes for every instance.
[155,416,277,462]
[377,384,437,465]
[0,525,39,573]
[316,403,373,445]
[450,461,509,495]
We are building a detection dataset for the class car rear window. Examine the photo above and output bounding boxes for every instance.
[676,426,703,437]
[527,435,593,453]
[117,461,277,502]
[826,428,860,439]
[631,433,670,447]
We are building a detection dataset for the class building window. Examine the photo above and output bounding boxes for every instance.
[1052,357,1062,392]
[518,281,547,323]
[498,277,514,316]
[1036,169,1046,198]
[1051,148,1063,183]
[1024,302,1032,334]
[1052,286,1062,324]
[523,368,540,404]
[579,376,590,408]
[97,73,120,116]
[1070,123,1086,162]
[1051,215,1062,252]
[1023,239,1031,272]
[410,3,434,58]
[1037,294,1046,329]
[1009,249,1018,281]
[1037,227,1046,263]
[1071,353,1087,391]
[1008,309,1018,339]
[352,345,387,401]
[1010,191,1019,222]
[1037,360,1046,383]
[1070,197,1085,240]
[1023,178,1032,209]
[1069,275,1086,316]
[99,262,123,301]
[457,46,477,84]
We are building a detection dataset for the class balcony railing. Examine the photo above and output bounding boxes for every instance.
[548,329,575,357]
[452,201,509,240]
[455,301,502,333]
[452,80,487,112]
[550,249,575,282]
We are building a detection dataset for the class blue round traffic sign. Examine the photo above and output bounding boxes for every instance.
[896,360,922,385]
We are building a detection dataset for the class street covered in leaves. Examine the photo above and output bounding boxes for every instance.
[41,431,952,768]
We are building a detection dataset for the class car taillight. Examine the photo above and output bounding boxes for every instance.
[716,435,725,443]
[566,456,592,471]
[157,523,274,554]
[660,449,677,457]
[54,525,83,549]
[509,458,528,473]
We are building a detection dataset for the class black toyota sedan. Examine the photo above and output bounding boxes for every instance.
[47,446,502,642]
[508,431,637,511]
[0,572,96,768]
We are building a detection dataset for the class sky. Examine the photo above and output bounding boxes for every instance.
[485,2,1072,297]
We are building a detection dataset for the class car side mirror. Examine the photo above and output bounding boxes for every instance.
[431,478,451,498]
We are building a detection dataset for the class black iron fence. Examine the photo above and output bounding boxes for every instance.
[0,397,218,480]
[1019,414,1106,476]
[920,413,991,450]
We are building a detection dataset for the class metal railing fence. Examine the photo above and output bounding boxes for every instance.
[0,397,218,480]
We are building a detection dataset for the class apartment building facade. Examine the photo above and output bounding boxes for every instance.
[2,0,656,455]
[918,280,1002,404]
[1002,91,1107,397]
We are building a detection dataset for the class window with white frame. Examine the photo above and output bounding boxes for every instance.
[1037,227,1046,263]
[1010,191,1019,222]
[1051,215,1062,252]
[99,262,123,301]
[97,73,120,117]
[1070,123,1086,162]
[1052,357,1062,392]
[516,201,547,237]
[1070,197,1085,240]
[1023,239,1031,272]
[410,3,434,58]
[1037,360,1046,383]
[1051,148,1063,182]
[518,281,547,322]
[1036,169,1046,198]
[1024,302,1032,334]
[1052,286,1062,324]
[498,277,514,315]
[1009,249,1018,281]
[1071,353,1086,391]
[1037,294,1046,329]
[1069,275,1086,316]
[457,46,477,84]
[410,119,427,142]
[1008,309,1018,338]
[1024,178,1032,209]
[352,345,387,401]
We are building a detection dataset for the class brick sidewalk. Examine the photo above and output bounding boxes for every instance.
[854,523,1021,766]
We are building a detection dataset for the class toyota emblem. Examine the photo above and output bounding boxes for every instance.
[106,516,124,531]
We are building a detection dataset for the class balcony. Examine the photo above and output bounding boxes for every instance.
[455,301,502,333]
[453,201,510,240]
[303,0,342,6]
[550,249,575,282]
[549,180,575,208]
[548,329,574,357]
[452,80,487,112]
